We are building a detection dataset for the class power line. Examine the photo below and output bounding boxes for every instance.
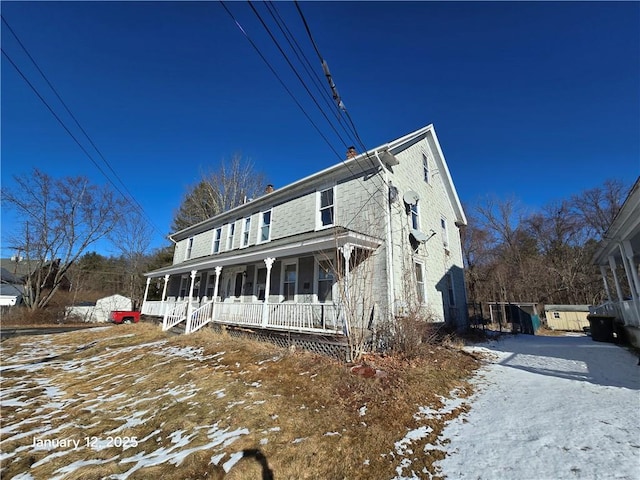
[1,15,162,236]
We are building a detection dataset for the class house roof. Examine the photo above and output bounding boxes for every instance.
[592,176,640,265]
[170,124,466,241]
[147,226,382,278]
[0,267,21,284]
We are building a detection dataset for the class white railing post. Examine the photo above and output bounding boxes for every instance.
[262,257,275,327]
[185,270,197,334]
[141,277,151,313]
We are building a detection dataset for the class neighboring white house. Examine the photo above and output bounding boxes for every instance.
[66,294,133,323]
[591,176,640,348]
[142,124,468,347]
[0,268,23,307]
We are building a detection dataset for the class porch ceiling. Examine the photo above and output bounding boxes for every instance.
[146,227,382,278]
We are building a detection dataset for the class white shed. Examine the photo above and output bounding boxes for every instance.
[66,294,133,323]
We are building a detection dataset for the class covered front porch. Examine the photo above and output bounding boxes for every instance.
[591,178,640,347]
[141,228,382,336]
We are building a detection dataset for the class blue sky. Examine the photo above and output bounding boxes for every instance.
[2,1,638,256]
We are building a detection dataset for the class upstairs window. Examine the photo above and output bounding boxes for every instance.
[226,222,235,250]
[318,187,335,228]
[258,210,272,243]
[422,153,430,183]
[410,202,420,230]
[212,227,222,254]
[185,237,194,260]
[242,217,251,247]
[441,217,449,247]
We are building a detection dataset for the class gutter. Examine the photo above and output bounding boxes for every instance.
[374,150,396,321]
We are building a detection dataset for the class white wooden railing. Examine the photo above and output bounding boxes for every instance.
[162,301,188,331]
[591,299,640,327]
[148,298,345,334]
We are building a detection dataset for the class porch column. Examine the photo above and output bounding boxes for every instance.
[262,257,275,327]
[599,266,612,302]
[621,240,640,298]
[340,244,353,336]
[185,270,197,333]
[619,241,640,322]
[141,277,151,312]
[161,274,170,330]
[213,266,223,319]
[608,256,624,302]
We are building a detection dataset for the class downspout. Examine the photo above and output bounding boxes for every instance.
[374,150,396,323]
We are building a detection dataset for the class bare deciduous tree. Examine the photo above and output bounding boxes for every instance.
[172,154,268,231]
[2,169,126,310]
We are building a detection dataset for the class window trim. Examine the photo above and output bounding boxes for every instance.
[422,152,430,184]
[316,185,336,230]
[441,216,449,248]
[226,222,236,250]
[414,261,426,305]
[280,259,298,302]
[257,209,272,244]
[184,237,194,260]
[241,216,252,248]
[212,227,222,254]
[314,255,336,304]
[410,201,420,231]
[447,271,456,307]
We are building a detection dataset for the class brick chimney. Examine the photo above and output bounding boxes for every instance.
[346,146,357,159]
[265,184,275,194]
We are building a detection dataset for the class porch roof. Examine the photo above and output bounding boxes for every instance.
[592,176,640,265]
[145,227,382,278]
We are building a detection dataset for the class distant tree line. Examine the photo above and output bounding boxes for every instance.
[462,179,630,313]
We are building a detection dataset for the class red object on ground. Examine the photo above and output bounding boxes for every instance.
[109,311,140,324]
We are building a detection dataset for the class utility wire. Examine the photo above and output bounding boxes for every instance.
[247,1,354,151]
[224,1,388,218]
[1,15,161,235]
[219,1,343,161]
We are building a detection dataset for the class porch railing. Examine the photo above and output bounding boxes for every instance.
[268,302,341,332]
[162,301,188,331]
[591,300,640,327]
[148,298,345,334]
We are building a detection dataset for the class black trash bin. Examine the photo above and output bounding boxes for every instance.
[587,315,615,343]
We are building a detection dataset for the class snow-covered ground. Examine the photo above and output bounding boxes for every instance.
[434,333,640,480]
[2,330,638,479]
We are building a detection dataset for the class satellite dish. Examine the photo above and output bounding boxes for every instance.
[403,190,420,205]
[410,229,429,243]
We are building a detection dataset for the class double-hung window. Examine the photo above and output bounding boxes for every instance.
[422,153,430,183]
[447,272,456,306]
[212,227,222,254]
[317,259,335,302]
[318,187,335,228]
[441,216,449,247]
[185,237,194,260]
[415,262,425,304]
[258,210,272,243]
[283,262,297,301]
[410,201,420,230]
[226,222,235,250]
[242,217,251,247]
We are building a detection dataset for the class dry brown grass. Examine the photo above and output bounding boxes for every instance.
[1,322,479,479]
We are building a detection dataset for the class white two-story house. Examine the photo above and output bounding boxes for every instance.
[142,124,467,353]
